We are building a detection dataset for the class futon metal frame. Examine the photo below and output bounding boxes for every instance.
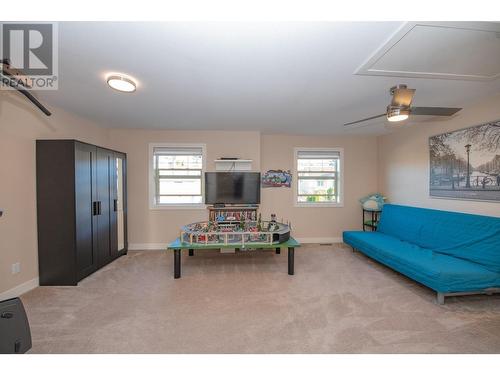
[436,289,500,305]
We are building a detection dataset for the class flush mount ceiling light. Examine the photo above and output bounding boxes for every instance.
[106,74,137,93]
[386,106,410,122]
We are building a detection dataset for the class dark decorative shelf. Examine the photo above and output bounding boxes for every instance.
[363,208,381,232]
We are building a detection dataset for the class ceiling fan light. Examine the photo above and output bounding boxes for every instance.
[387,106,410,122]
[106,74,137,93]
[388,114,409,122]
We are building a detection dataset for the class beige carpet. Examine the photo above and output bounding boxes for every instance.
[21,244,500,353]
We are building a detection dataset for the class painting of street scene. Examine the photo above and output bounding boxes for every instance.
[429,120,500,201]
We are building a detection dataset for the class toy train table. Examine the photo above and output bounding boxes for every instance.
[167,220,300,279]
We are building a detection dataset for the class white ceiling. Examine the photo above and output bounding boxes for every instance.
[37,22,500,135]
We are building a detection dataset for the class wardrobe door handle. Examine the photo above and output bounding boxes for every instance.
[1,311,14,319]
[92,201,98,216]
[113,199,118,212]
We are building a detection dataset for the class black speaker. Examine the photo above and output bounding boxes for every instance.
[0,297,32,353]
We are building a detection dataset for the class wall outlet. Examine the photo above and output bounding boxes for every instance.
[11,262,21,274]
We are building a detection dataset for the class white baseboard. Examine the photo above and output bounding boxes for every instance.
[129,237,343,250]
[128,243,166,250]
[295,237,342,244]
[0,277,39,301]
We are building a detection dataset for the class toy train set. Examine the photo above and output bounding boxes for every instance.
[180,218,291,246]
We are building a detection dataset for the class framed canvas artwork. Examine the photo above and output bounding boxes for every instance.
[429,120,500,201]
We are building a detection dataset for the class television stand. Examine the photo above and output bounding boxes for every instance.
[207,205,259,253]
[207,205,258,222]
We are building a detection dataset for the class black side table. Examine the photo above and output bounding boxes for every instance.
[362,208,381,232]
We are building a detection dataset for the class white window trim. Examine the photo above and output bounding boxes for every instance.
[293,147,344,208]
[149,142,207,210]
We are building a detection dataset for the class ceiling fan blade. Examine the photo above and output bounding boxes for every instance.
[1,60,52,116]
[344,113,386,127]
[410,107,462,116]
[0,59,32,88]
[391,88,415,107]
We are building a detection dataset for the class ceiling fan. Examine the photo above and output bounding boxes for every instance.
[0,59,52,116]
[344,84,461,127]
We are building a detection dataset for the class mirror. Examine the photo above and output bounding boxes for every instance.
[116,157,125,251]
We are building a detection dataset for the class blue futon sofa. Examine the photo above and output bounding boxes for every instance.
[343,204,500,304]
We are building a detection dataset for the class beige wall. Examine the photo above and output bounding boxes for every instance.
[108,129,261,246]
[108,130,378,246]
[378,93,500,217]
[0,93,110,295]
[260,134,378,240]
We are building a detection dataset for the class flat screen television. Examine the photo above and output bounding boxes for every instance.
[205,172,261,205]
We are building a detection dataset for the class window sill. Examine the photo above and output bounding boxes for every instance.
[150,204,207,210]
[294,202,344,208]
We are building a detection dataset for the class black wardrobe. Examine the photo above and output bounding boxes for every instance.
[36,140,127,285]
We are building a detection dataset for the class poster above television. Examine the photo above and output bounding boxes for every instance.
[261,170,292,188]
[429,120,500,202]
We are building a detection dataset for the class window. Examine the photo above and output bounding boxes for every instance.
[295,148,343,206]
[149,144,206,208]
